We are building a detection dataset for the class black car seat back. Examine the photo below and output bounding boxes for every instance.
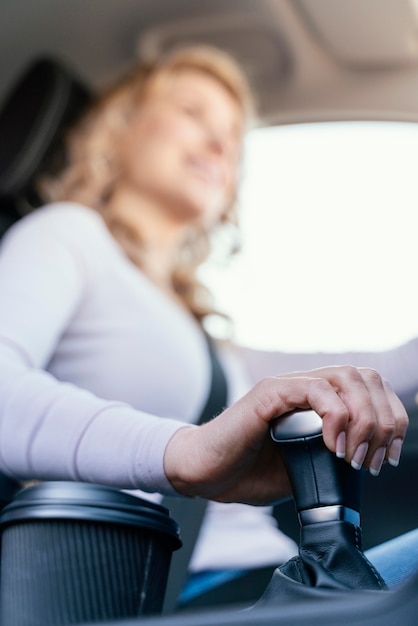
[0,57,91,236]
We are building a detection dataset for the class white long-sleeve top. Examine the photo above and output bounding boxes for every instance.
[0,202,417,571]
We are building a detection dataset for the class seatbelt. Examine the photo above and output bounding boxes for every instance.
[162,336,228,613]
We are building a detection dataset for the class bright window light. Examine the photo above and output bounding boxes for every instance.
[201,121,418,352]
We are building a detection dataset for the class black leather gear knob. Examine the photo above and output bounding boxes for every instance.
[271,409,362,519]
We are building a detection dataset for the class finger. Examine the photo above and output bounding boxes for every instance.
[353,370,409,475]
[304,377,350,453]
[333,367,408,475]
[267,375,350,431]
[275,366,408,474]
[295,365,391,471]
[305,366,379,462]
[220,375,350,455]
[275,367,374,457]
[353,368,396,474]
[382,379,408,468]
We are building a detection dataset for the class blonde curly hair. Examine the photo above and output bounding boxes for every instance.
[39,46,256,322]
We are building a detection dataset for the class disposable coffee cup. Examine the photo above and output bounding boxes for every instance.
[0,481,182,626]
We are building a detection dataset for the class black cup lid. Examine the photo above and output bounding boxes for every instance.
[0,482,182,550]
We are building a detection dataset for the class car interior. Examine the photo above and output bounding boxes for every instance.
[0,1,418,624]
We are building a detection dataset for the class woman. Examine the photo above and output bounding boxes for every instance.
[0,45,414,607]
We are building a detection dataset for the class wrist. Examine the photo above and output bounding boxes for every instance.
[163,425,201,497]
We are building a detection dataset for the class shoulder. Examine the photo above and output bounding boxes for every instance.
[1,202,113,254]
[3,202,104,239]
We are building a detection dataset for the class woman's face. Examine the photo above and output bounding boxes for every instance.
[118,69,243,228]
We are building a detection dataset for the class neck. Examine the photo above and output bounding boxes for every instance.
[105,186,190,289]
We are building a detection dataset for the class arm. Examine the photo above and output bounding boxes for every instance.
[0,206,185,493]
[0,207,409,503]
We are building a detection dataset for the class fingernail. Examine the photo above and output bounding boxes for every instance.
[336,432,346,458]
[388,438,403,467]
[351,442,369,470]
[369,446,386,477]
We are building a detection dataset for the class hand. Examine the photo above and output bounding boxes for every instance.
[163,366,408,504]
[277,366,408,475]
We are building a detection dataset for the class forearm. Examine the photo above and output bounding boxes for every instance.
[0,341,184,494]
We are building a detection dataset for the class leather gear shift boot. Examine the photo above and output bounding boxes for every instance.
[258,519,387,605]
[281,520,386,588]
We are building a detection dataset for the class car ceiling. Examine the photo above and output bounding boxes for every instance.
[2,0,418,126]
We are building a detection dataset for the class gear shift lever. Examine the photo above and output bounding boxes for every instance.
[270,409,362,526]
[258,410,387,605]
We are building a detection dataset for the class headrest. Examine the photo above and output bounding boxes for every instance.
[0,57,91,207]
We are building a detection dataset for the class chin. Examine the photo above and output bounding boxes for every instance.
[171,195,223,226]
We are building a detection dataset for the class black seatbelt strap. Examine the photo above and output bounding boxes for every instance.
[162,336,228,613]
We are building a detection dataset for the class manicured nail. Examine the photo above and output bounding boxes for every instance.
[388,438,403,467]
[335,432,346,459]
[351,442,369,470]
[369,446,386,477]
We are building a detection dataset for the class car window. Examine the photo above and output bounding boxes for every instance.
[201,121,418,352]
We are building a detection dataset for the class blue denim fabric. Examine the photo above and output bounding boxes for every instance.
[365,528,418,588]
[180,569,246,604]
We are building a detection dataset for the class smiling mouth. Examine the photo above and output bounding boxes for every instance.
[187,158,223,187]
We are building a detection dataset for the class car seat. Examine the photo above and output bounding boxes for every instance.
[0,56,91,238]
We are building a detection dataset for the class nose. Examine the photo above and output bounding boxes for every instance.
[205,124,227,156]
